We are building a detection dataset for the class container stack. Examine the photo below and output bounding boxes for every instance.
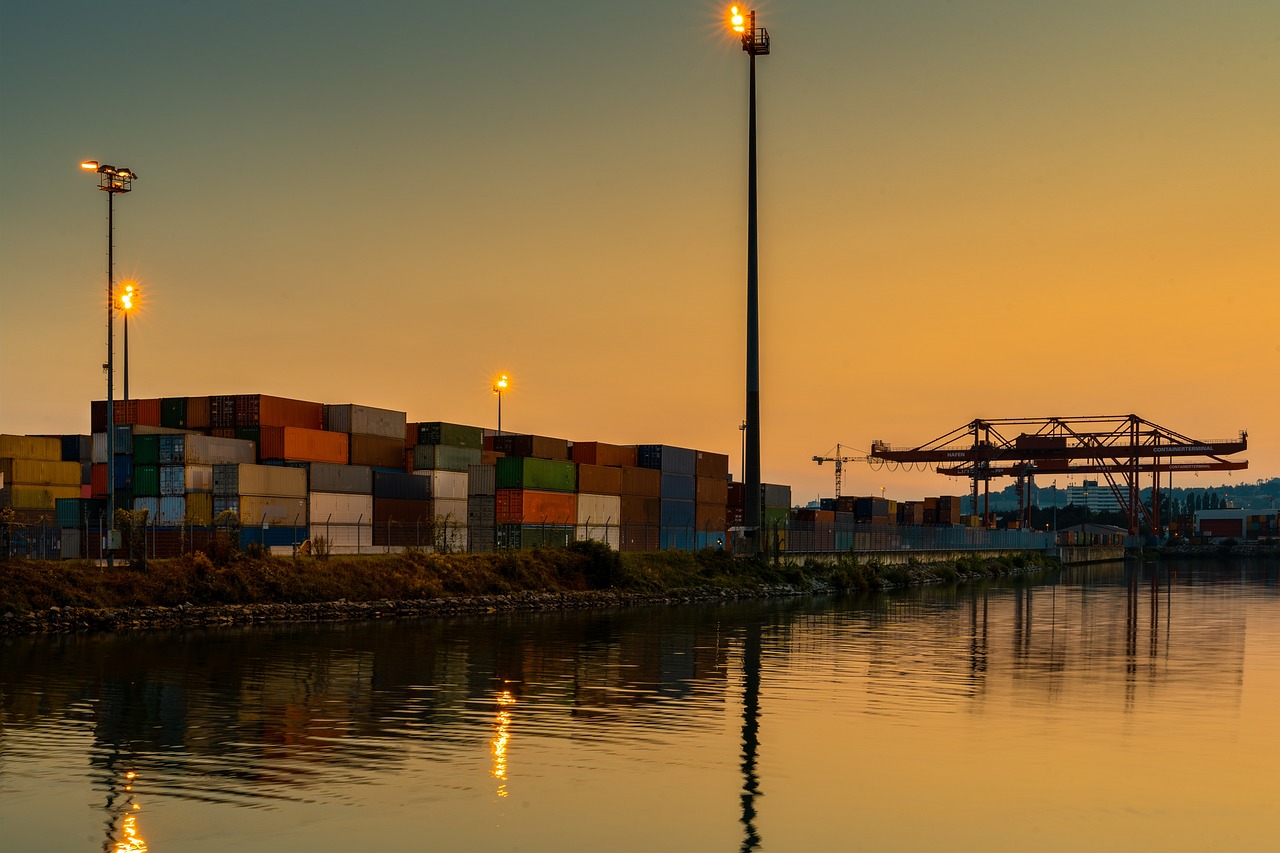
[937,496,962,526]
[695,450,729,549]
[308,462,373,553]
[575,459,623,550]
[467,462,496,552]
[637,444,698,551]
[372,470,432,548]
[495,455,577,549]
[213,462,308,548]
[411,422,484,553]
[1,435,81,520]
[326,404,407,470]
[619,461,661,551]
[762,483,792,551]
[789,509,835,552]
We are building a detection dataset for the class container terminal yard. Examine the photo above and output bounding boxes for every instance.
[0,395,1268,561]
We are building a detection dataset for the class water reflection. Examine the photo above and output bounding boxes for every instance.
[105,770,147,853]
[1,558,1277,851]
[491,689,515,798]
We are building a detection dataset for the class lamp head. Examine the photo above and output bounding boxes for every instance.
[730,6,745,33]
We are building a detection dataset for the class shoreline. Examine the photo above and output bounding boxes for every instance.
[0,555,1059,637]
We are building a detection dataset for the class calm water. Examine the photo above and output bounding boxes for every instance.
[2,558,1277,853]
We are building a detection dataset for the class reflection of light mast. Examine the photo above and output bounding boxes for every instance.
[107,770,148,853]
[490,690,515,798]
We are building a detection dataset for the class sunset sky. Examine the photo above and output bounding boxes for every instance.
[2,1,1277,502]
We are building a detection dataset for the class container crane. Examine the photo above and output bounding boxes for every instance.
[812,444,869,498]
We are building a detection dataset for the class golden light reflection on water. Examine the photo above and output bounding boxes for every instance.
[490,689,516,798]
[109,771,148,853]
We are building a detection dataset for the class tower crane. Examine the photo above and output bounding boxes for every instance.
[812,444,869,498]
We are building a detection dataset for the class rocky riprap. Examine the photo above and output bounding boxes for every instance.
[0,584,823,637]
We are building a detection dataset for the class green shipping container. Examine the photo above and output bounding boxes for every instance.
[133,434,161,465]
[412,444,483,472]
[56,497,107,528]
[418,422,484,450]
[763,506,790,529]
[133,464,161,497]
[495,457,576,493]
[496,523,573,550]
[161,397,188,429]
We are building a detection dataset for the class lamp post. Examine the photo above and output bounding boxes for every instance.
[493,374,509,436]
[729,6,769,554]
[119,282,136,401]
[81,159,137,569]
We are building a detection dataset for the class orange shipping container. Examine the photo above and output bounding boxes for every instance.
[577,463,623,495]
[571,441,637,468]
[258,426,349,463]
[495,488,577,525]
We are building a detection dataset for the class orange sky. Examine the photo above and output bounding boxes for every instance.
[2,1,1276,501]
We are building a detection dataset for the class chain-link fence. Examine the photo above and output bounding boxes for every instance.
[13,516,1085,560]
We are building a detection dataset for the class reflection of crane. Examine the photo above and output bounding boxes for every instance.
[812,444,869,498]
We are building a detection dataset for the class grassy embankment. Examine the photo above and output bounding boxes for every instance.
[0,541,1059,616]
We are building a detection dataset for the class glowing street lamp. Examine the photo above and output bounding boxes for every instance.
[82,160,137,568]
[118,281,138,402]
[726,7,769,554]
[493,374,510,436]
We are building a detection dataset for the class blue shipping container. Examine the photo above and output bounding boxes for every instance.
[637,445,697,476]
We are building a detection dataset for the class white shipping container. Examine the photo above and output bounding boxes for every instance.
[576,493,622,550]
[308,522,373,553]
[309,491,373,524]
[133,496,160,520]
[185,465,214,493]
[432,497,468,525]
[418,470,468,501]
[60,527,81,560]
[238,496,308,527]
[184,435,256,465]
[325,404,407,440]
[158,496,186,527]
[92,432,108,464]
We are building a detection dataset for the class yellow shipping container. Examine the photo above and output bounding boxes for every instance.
[186,492,214,526]
[237,496,308,527]
[0,459,82,486]
[1,484,82,510]
[0,435,61,462]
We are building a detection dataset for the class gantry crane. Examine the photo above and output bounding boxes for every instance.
[868,415,1248,535]
[812,444,869,498]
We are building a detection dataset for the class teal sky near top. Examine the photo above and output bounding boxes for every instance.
[2,1,1277,502]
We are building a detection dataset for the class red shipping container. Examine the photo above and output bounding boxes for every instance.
[620,495,660,524]
[620,466,661,497]
[578,463,623,495]
[696,475,728,506]
[349,434,405,468]
[571,442,637,468]
[258,426,349,463]
[495,489,577,524]
[696,503,726,530]
[620,524,660,552]
[727,481,745,508]
[1200,518,1244,538]
[112,398,161,426]
[91,463,108,497]
[187,396,211,429]
[234,395,324,429]
[695,451,730,479]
